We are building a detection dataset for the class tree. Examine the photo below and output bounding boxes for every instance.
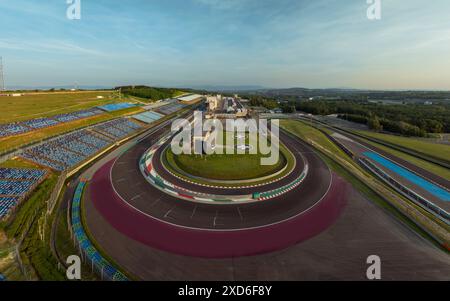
[368,116,383,132]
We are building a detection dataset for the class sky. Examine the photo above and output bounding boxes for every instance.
[0,0,450,90]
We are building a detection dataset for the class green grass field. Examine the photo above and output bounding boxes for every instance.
[165,131,289,181]
[280,119,449,249]
[0,91,119,124]
[166,150,286,181]
[355,130,450,163]
[280,120,355,164]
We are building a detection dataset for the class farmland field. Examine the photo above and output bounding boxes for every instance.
[0,91,118,124]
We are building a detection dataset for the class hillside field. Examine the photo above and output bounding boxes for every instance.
[0,91,118,124]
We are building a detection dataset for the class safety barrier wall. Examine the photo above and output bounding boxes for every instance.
[258,164,309,200]
[359,157,449,224]
[322,131,355,159]
[139,133,309,202]
[64,110,195,280]
[69,181,128,281]
[308,117,450,170]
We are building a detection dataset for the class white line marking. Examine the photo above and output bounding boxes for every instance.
[107,128,334,232]
[190,206,197,219]
[151,197,161,207]
[131,194,141,201]
[164,206,175,218]
[237,207,243,221]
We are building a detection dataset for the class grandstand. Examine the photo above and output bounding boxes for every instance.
[156,102,186,115]
[0,123,30,137]
[142,98,178,111]
[177,94,203,103]
[0,168,47,219]
[0,168,46,180]
[20,130,112,171]
[0,108,103,138]
[24,117,60,130]
[0,197,18,219]
[71,181,128,280]
[19,118,142,171]
[92,118,142,140]
[53,108,103,123]
[132,111,165,124]
[97,102,137,112]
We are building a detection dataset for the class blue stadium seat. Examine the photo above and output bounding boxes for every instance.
[0,167,46,219]
[19,120,141,171]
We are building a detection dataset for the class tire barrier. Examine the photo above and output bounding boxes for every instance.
[70,181,128,281]
[139,135,309,203]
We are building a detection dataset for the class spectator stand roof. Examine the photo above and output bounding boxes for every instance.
[132,111,165,124]
[97,102,138,112]
[177,94,203,103]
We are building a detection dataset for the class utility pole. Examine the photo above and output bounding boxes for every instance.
[0,56,5,91]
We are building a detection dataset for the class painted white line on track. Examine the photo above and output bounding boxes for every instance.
[131,194,142,201]
[237,207,243,221]
[151,197,161,207]
[107,132,335,232]
[190,206,197,219]
[164,206,175,218]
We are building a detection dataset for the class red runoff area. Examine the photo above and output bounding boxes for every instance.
[89,160,348,258]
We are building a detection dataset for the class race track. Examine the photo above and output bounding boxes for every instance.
[86,122,348,258]
[79,119,450,280]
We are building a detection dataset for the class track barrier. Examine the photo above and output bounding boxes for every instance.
[69,181,128,281]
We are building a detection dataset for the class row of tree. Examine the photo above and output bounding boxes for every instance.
[339,114,427,137]
[247,95,279,110]
[118,86,181,101]
[295,100,449,136]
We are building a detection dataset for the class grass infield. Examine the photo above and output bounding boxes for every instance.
[163,131,295,184]
[166,149,287,181]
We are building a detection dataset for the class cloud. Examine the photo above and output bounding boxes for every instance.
[193,0,251,10]
[0,39,105,56]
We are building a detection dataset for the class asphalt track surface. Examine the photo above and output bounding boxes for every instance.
[81,120,450,280]
[107,129,334,230]
[85,169,450,280]
[86,122,350,258]
[151,132,305,195]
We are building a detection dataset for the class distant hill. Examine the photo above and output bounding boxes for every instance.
[189,85,267,92]
[242,87,450,103]
[5,85,113,91]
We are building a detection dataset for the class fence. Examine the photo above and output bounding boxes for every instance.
[359,157,450,225]
[322,131,355,159]
[47,171,67,213]
[281,126,450,248]
[68,181,128,281]
[6,106,195,280]
[311,117,450,170]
